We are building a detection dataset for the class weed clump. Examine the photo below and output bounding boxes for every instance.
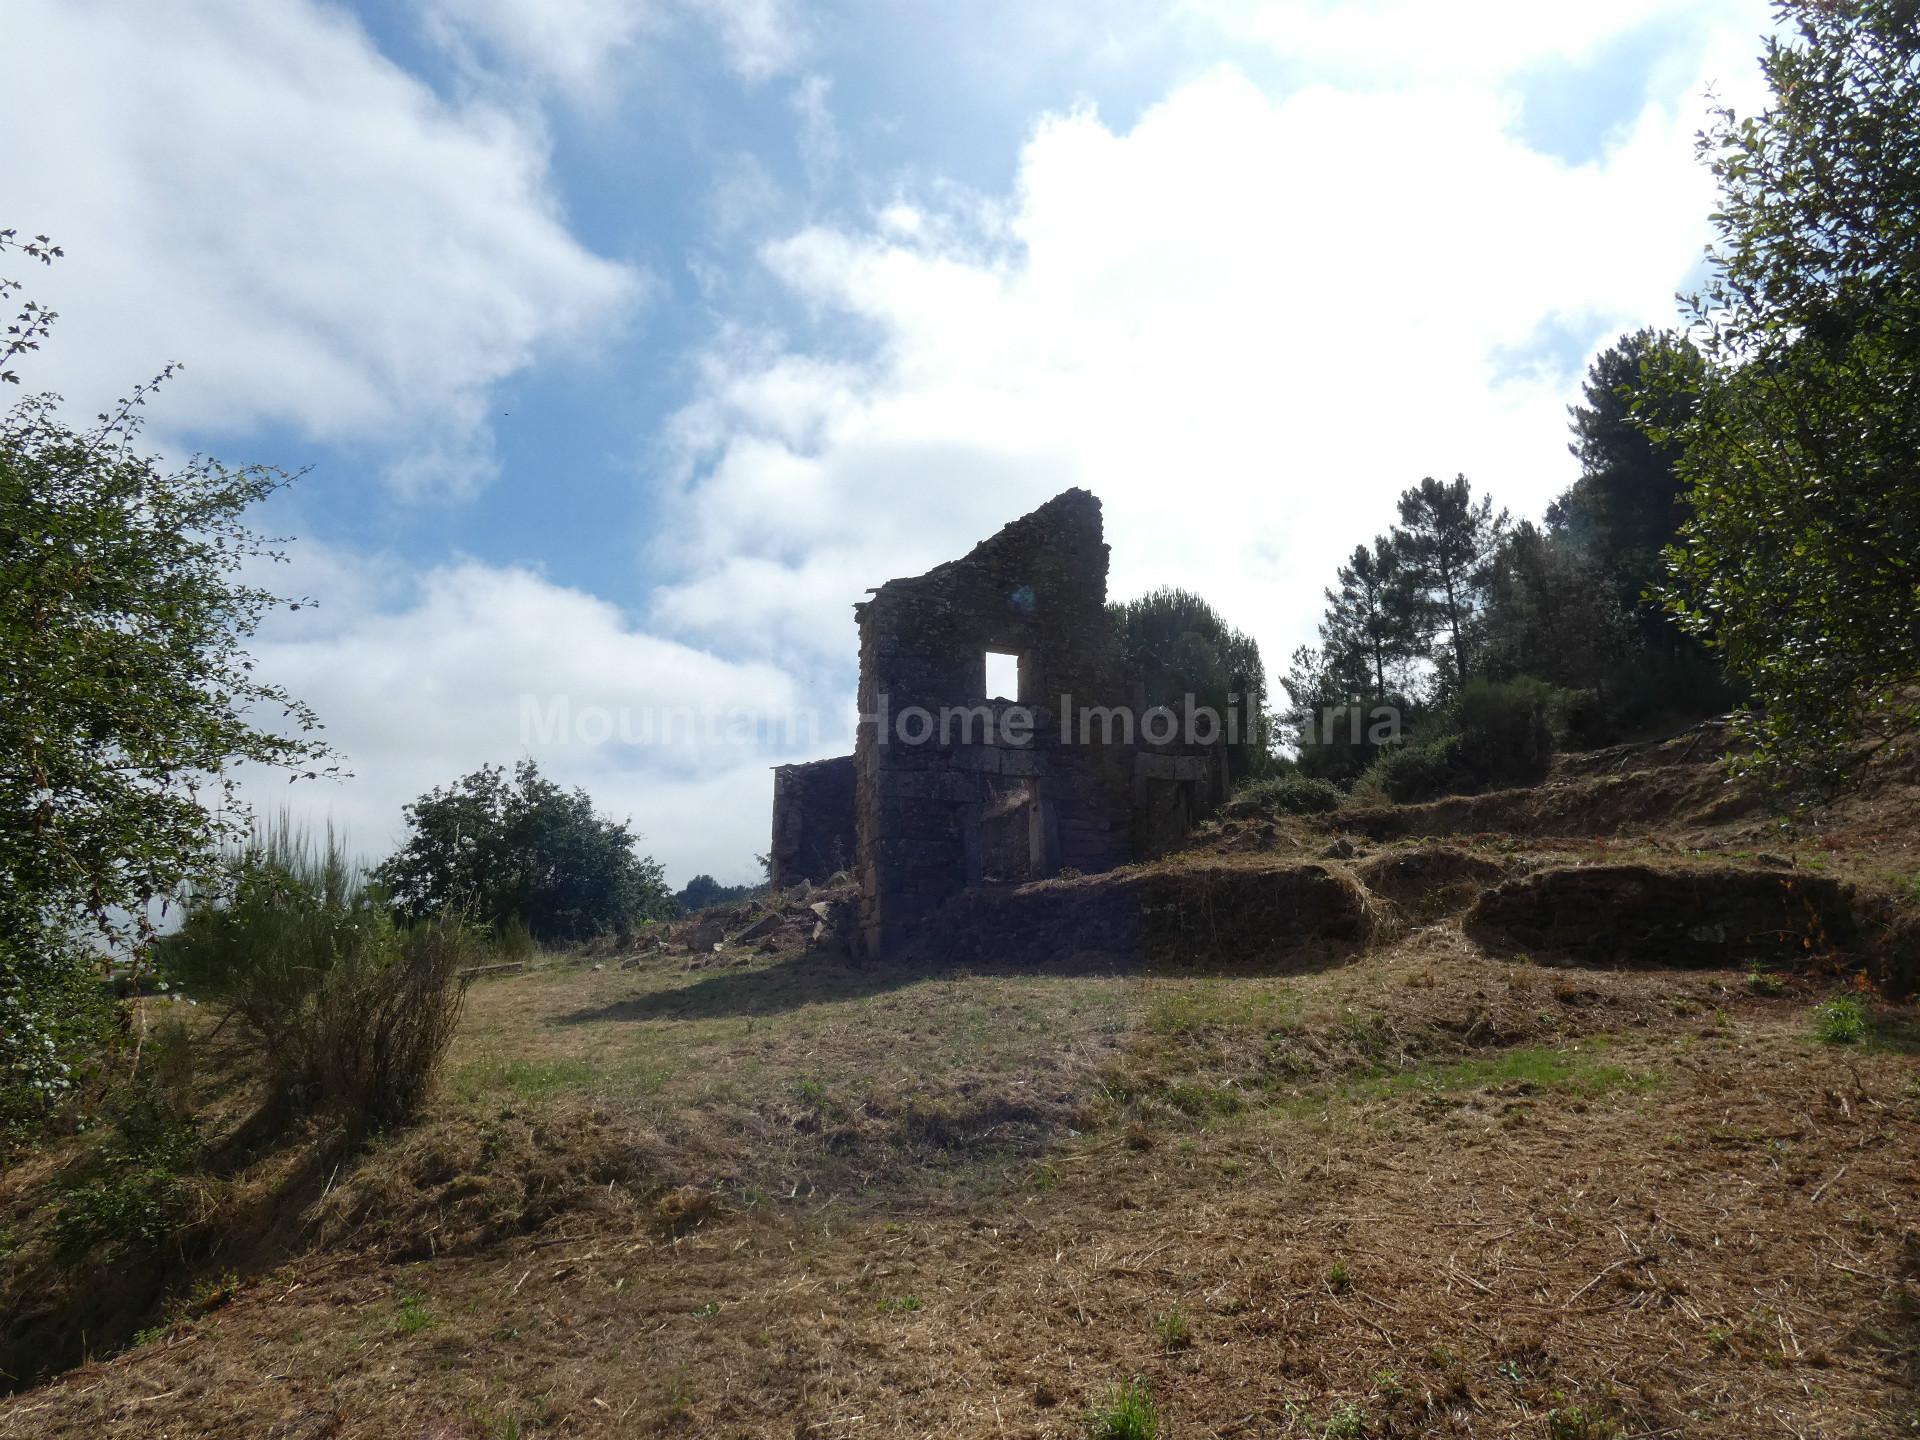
[1154,1304,1192,1351]
[1087,1377,1159,1440]
[1813,996,1867,1044]
[1545,1402,1622,1440]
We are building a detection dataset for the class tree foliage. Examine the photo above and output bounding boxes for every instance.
[1550,328,1704,648]
[1281,474,1506,780]
[1318,537,1420,706]
[1394,474,1509,695]
[1655,0,1920,788]
[374,760,674,943]
[1108,587,1271,779]
[1,230,333,1124]
[675,873,763,914]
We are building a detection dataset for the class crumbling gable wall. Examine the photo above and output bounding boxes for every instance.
[768,755,857,888]
[853,489,1147,954]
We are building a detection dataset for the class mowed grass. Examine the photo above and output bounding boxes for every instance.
[1364,1040,1658,1101]
[436,928,1686,1205]
[441,949,1148,1191]
[450,953,1140,1105]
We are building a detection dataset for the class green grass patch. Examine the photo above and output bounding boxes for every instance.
[1154,1305,1192,1351]
[1146,981,1297,1038]
[1087,1377,1159,1440]
[1813,997,1868,1045]
[1362,1043,1655,1101]
[453,1057,600,1101]
[1161,1081,1247,1118]
[396,1291,435,1335]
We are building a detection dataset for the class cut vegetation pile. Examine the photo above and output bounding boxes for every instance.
[1467,863,1858,969]
[1338,722,1764,844]
[930,859,1376,970]
[1354,844,1515,918]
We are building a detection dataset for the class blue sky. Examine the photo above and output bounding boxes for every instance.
[7,0,1772,885]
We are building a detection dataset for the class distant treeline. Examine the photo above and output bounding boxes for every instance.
[1274,328,1736,800]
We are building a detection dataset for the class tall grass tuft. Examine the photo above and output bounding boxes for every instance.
[1087,1378,1160,1440]
[161,816,475,1132]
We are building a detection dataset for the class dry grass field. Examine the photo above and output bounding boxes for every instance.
[4,729,1919,1438]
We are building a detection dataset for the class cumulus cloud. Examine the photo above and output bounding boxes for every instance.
[3,0,641,498]
[246,547,820,885]
[651,13,1768,695]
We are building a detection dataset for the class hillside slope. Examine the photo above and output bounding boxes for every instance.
[3,730,1917,1438]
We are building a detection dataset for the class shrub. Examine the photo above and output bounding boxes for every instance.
[1814,997,1867,1045]
[1452,677,1557,786]
[1355,679,1561,804]
[52,1091,199,1255]
[375,760,674,944]
[1358,735,1464,804]
[1231,774,1344,816]
[1562,652,1740,748]
[161,819,474,1132]
[0,925,111,1139]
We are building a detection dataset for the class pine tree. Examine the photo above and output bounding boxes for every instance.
[1549,329,1701,651]
[1393,474,1507,695]
[1318,536,1419,705]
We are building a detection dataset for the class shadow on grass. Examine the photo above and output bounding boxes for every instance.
[555,939,1363,1027]
[1865,1011,1920,1055]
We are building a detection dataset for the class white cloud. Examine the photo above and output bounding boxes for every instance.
[685,0,809,82]
[248,548,818,885]
[420,0,667,94]
[1184,0,1760,82]
[4,0,641,498]
[651,18,1769,695]
[423,0,806,94]
[790,74,842,186]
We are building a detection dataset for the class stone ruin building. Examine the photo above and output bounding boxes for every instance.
[769,489,1231,955]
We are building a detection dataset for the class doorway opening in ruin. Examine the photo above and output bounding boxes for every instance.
[983,650,1021,702]
[1139,775,1196,856]
[978,776,1035,883]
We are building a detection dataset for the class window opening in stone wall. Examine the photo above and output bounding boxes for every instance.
[984,650,1020,701]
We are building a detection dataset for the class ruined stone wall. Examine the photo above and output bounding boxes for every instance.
[852,489,1146,954]
[768,755,857,888]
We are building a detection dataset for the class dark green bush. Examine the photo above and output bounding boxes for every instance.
[1357,679,1562,804]
[0,926,112,1139]
[374,760,673,944]
[1560,653,1741,747]
[1231,774,1345,816]
[1453,677,1557,786]
[1358,735,1466,804]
